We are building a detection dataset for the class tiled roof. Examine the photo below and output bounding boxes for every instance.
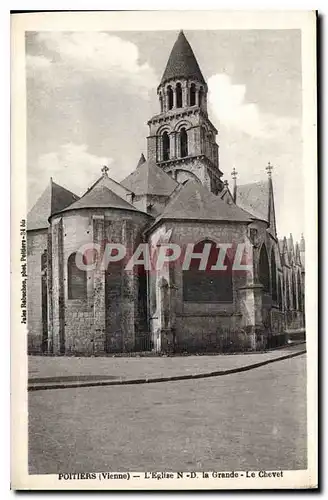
[236,181,269,222]
[121,160,178,197]
[154,180,254,224]
[160,31,206,86]
[82,169,132,200]
[27,179,79,230]
[57,177,139,214]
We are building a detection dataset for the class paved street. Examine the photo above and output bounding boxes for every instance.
[29,343,305,383]
[29,354,307,474]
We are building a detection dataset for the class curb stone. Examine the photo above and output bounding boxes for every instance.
[28,348,306,392]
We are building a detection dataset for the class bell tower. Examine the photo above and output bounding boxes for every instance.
[147,30,224,194]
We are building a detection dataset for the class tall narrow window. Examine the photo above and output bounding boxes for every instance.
[297,271,302,311]
[292,272,297,310]
[68,252,87,300]
[180,128,188,158]
[159,93,163,112]
[199,87,204,107]
[259,244,270,293]
[190,83,196,106]
[271,250,277,302]
[286,275,290,310]
[183,240,233,303]
[176,83,182,108]
[201,127,206,154]
[167,86,173,110]
[162,132,170,161]
[278,275,283,310]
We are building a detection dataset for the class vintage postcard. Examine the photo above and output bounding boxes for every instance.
[11,10,318,490]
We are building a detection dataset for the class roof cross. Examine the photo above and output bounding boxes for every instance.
[266,161,273,178]
[101,165,109,176]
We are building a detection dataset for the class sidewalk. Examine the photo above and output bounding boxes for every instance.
[28,342,306,391]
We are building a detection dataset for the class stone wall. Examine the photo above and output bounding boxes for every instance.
[27,229,48,352]
[148,220,259,352]
[50,208,150,355]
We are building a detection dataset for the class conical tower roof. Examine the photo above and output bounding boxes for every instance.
[160,30,206,86]
[27,178,79,230]
[55,171,139,216]
[121,160,178,197]
[154,180,255,224]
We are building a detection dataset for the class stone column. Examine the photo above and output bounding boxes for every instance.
[157,276,169,352]
[238,283,264,350]
[51,218,65,354]
[168,283,178,351]
[170,131,176,159]
[165,91,170,111]
[176,131,181,158]
[47,227,53,353]
[92,215,106,354]
[172,84,177,109]
[121,220,136,352]
[196,85,200,107]
[182,81,189,107]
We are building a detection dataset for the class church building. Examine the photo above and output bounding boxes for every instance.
[27,31,305,355]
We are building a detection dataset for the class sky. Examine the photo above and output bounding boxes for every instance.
[26,29,304,241]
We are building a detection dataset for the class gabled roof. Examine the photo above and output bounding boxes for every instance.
[55,173,139,215]
[160,30,206,86]
[27,179,79,230]
[153,180,255,225]
[236,180,269,222]
[121,160,178,197]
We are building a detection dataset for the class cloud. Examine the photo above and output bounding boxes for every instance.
[208,74,298,138]
[27,32,157,96]
[28,143,112,209]
[26,54,52,71]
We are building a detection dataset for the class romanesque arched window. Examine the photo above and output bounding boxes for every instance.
[167,86,173,110]
[176,83,182,108]
[271,249,277,302]
[259,244,270,293]
[180,128,188,158]
[68,252,87,300]
[159,92,163,112]
[183,240,233,303]
[162,132,170,161]
[190,83,196,106]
